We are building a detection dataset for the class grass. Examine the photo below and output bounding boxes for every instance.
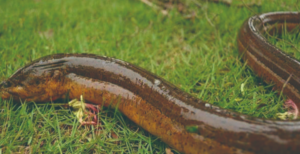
[266,24,300,60]
[0,0,299,153]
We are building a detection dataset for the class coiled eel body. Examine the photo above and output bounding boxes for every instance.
[1,12,300,154]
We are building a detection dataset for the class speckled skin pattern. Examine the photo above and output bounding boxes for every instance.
[1,12,300,154]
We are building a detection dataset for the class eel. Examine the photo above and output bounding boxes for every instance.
[1,12,300,154]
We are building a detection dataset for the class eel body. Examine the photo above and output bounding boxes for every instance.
[1,12,300,154]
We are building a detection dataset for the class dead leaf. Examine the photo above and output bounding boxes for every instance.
[111,131,120,144]
[39,29,54,39]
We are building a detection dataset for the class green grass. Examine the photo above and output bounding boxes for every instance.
[0,0,299,153]
[266,25,300,60]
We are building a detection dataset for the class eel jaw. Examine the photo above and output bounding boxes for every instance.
[0,81,8,100]
[0,90,11,100]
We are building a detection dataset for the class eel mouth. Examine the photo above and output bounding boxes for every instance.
[0,87,22,100]
[0,81,12,100]
[0,90,11,100]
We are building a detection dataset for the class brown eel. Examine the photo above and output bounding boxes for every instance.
[1,12,300,154]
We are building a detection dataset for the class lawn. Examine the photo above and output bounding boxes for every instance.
[0,0,299,153]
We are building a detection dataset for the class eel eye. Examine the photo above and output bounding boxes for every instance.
[1,80,12,88]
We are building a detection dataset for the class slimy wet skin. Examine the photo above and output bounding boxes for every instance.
[1,12,300,154]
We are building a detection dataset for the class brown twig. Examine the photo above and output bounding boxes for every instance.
[209,0,262,7]
[140,0,168,15]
